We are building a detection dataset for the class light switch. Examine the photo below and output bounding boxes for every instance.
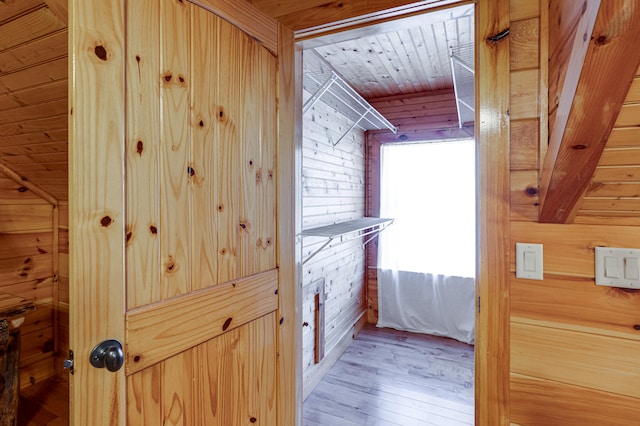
[523,251,536,271]
[604,256,619,278]
[596,247,640,289]
[624,257,639,280]
[516,243,543,280]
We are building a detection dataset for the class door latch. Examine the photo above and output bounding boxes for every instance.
[63,349,74,375]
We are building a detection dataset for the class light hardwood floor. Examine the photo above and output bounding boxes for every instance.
[303,324,474,426]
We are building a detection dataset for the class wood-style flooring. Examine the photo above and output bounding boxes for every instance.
[303,324,474,426]
[18,377,69,426]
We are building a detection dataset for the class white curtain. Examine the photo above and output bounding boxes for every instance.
[377,140,476,344]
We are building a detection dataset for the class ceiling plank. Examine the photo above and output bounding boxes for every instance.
[538,0,640,223]
[43,0,67,24]
[0,160,58,205]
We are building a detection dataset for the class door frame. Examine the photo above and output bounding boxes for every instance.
[290,0,511,423]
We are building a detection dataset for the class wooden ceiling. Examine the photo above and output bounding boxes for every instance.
[303,4,474,100]
[0,0,68,202]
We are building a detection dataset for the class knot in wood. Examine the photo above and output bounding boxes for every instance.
[222,317,233,331]
[100,216,112,227]
[94,45,108,61]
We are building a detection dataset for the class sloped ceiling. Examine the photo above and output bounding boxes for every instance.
[0,0,68,202]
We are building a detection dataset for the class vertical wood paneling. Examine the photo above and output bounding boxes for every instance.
[199,314,277,425]
[162,349,196,425]
[122,1,284,424]
[69,0,126,422]
[127,364,162,425]
[126,0,161,308]
[190,7,218,291]
[216,19,242,283]
[160,0,191,299]
[241,33,261,277]
[259,46,277,272]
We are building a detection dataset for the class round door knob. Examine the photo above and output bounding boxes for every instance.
[90,339,124,372]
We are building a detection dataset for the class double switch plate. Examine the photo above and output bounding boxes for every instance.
[595,247,640,289]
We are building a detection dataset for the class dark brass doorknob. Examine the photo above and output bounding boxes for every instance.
[90,339,124,372]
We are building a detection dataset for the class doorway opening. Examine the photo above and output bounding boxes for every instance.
[297,3,477,424]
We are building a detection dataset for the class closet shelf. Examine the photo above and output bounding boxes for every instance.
[303,71,397,146]
[301,217,393,264]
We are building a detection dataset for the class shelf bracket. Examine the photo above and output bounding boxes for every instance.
[303,73,338,114]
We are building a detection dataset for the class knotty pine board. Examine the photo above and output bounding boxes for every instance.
[0,177,51,205]
[586,182,640,197]
[510,68,539,120]
[510,17,539,71]
[127,313,277,425]
[606,127,640,148]
[0,57,67,94]
[511,321,640,398]
[125,0,161,308]
[510,118,540,170]
[511,373,640,425]
[190,7,219,292]
[512,275,640,339]
[0,99,67,126]
[0,278,54,308]
[0,29,67,75]
[159,0,191,299]
[0,7,64,52]
[259,45,277,272]
[1,80,67,111]
[0,189,55,389]
[216,18,242,283]
[599,147,640,166]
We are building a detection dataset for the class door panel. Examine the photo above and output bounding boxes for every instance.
[127,313,277,424]
[124,0,279,422]
[71,0,287,424]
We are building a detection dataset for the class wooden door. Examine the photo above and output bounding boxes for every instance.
[69,0,299,424]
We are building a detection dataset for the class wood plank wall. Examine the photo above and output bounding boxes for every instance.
[509,0,640,423]
[364,89,469,323]
[0,172,55,387]
[301,81,368,398]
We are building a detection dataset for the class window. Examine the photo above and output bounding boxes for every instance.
[378,140,475,277]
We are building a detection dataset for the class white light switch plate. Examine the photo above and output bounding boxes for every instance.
[516,243,543,280]
[595,247,640,289]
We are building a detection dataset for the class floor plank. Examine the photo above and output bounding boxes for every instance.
[304,324,474,425]
[18,377,69,426]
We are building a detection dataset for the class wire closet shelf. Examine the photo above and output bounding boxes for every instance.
[303,70,398,146]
